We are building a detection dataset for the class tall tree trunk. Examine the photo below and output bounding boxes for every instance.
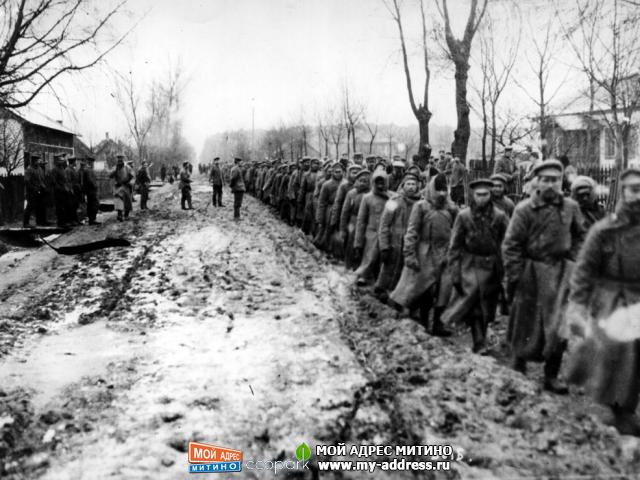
[490,102,497,162]
[451,61,471,161]
[417,108,431,159]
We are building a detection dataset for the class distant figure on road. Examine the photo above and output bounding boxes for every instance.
[209,157,224,207]
[81,157,100,225]
[230,157,246,220]
[136,161,151,210]
[160,164,167,183]
[179,161,193,210]
[110,154,134,221]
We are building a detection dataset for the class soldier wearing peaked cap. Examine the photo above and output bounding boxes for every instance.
[502,159,585,394]
[443,178,509,354]
[490,173,515,218]
[230,157,246,220]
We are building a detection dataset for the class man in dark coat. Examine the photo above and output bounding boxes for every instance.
[230,157,246,220]
[389,174,457,336]
[354,168,390,285]
[160,164,167,183]
[444,179,509,353]
[374,172,421,302]
[493,146,517,193]
[490,174,515,217]
[209,157,224,207]
[299,158,319,234]
[136,161,151,210]
[502,160,585,394]
[314,162,343,251]
[340,169,370,270]
[365,155,376,173]
[81,157,100,225]
[23,155,48,227]
[52,155,73,227]
[110,155,134,220]
[570,175,605,231]
[448,156,467,206]
[565,168,640,435]
[329,164,359,258]
[179,162,193,210]
[66,157,82,224]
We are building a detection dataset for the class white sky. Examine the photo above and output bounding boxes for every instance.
[28,0,581,155]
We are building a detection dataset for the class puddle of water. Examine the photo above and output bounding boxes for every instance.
[0,321,133,409]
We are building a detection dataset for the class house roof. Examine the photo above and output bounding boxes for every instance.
[7,106,76,135]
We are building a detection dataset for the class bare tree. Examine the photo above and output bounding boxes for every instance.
[436,0,488,161]
[115,71,160,164]
[385,0,432,160]
[342,83,363,159]
[473,14,520,163]
[513,16,569,160]
[563,0,640,169]
[0,0,132,109]
[364,118,378,154]
[0,116,22,173]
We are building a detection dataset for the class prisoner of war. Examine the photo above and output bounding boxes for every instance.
[443,178,509,354]
[502,159,586,394]
[565,168,640,436]
[340,169,371,271]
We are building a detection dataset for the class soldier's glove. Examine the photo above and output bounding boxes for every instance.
[453,282,465,297]
[404,257,420,271]
[505,281,518,305]
[380,249,391,264]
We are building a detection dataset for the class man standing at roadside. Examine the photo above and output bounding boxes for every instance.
[230,157,246,220]
[179,161,193,210]
[209,157,224,207]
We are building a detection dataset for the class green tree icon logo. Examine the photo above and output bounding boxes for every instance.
[296,442,311,462]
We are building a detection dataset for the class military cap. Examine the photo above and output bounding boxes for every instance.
[310,157,320,163]
[406,165,421,176]
[347,164,361,173]
[620,168,640,181]
[301,156,311,162]
[490,173,509,184]
[353,152,363,158]
[67,156,77,163]
[332,161,346,171]
[355,169,372,180]
[392,160,405,168]
[469,178,494,190]
[213,156,220,161]
[86,156,95,162]
[402,172,420,184]
[532,159,563,177]
[365,155,377,161]
[116,153,125,158]
[234,157,243,162]
[504,145,514,151]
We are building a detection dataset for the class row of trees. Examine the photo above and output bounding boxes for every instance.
[385,0,640,169]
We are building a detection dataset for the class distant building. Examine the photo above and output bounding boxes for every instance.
[93,133,134,171]
[0,106,76,174]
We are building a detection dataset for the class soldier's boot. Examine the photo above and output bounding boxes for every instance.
[117,210,124,222]
[430,307,452,337]
[471,318,487,353]
[543,345,568,394]
[512,357,527,375]
[606,405,640,436]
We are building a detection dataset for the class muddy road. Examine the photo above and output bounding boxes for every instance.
[1,177,639,479]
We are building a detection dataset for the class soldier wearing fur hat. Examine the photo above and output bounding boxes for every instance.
[502,159,585,394]
[565,168,640,435]
[373,172,422,301]
[354,168,390,285]
[340,169,371,270]
[389,173,457,337]
[443,179,509,353]
[570,175,605,231]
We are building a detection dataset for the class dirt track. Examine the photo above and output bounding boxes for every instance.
[1,177,639,479]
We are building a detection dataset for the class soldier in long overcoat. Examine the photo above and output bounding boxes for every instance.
[353,168,389,285]
[564,168,640,435]
[329,164,359,258]
[81,157,100,225]
[389,173,457,336]
[340,169,370,270]
[502,160,585,394]
[52,155,73,227]
[314,162,343,250]
[292,157,309,225]
[443,179,509,353]
[298,158,320,235]
[23,155,48,227]
[373,173,421,301]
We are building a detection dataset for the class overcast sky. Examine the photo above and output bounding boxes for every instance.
[29,0,578,155]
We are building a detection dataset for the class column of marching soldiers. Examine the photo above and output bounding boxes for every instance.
[223,150,640,437]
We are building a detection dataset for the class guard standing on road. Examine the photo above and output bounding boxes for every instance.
[66,157,82,225]
[136,161,151,210]
[209,157,224,207]
[52,154,72,227]
[230,157,246,220]
[23,155,48,227]
[110,155,134,221]
[179,161,193,210]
